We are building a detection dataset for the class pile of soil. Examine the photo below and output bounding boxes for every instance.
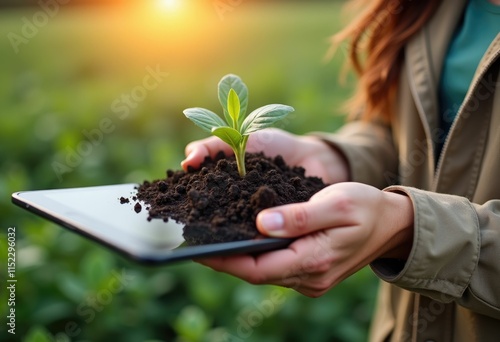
[128,152,327,245]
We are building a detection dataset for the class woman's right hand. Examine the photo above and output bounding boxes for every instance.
[181,128,350,184]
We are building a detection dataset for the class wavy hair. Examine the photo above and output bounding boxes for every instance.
[332,0,441,122]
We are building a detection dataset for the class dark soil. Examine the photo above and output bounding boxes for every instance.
[129,152,327,245]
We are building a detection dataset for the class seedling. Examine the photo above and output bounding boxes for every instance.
[183,74,294,177]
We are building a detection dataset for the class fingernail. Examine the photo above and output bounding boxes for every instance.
[259,212,284,232]
[185,151,194,161]
[181,152,194,170]
[180,160,188,170]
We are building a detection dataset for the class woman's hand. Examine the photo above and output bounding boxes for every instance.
[196,182,414,297]
[181,128,349,184]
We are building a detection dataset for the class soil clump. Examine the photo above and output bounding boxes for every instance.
[131,152,327,245]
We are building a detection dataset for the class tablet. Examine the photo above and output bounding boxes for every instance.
[11,184,292,265]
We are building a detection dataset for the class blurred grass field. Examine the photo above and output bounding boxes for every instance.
[0,1,378,341]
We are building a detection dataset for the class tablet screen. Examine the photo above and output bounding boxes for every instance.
[12,184,291,264]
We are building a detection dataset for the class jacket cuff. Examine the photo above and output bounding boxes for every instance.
[371,186,480,301]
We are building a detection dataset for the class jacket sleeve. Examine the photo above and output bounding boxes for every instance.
[372,186,500,320]
[310,120,398,189]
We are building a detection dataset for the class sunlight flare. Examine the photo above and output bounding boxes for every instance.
[158,0,182,11]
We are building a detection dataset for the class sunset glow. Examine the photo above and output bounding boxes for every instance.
[158,0,182,12]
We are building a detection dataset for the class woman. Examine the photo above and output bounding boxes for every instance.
[181,0,500,340]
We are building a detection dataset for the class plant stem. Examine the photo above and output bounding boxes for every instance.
[235,146,246,177]
[235,135,249,177]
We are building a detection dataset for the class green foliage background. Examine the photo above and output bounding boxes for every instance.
[0,1,379,341]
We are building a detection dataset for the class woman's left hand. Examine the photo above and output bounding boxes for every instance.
[196,182,414,297]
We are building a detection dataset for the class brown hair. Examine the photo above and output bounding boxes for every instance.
[332,0,441,122]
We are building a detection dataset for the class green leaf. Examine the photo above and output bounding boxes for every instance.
[218,74,248,126]
[211,126,242,148]
[183,107,227,132]
[241,104,294,135]
[227,88,240,128]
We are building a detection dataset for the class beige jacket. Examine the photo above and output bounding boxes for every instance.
[317,0,500,340]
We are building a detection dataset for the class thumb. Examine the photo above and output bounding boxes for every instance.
[180,137,232,171]
[180,145,205,171]
[256,201,333,238]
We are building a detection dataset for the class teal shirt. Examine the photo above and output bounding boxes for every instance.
[438,0,500,137]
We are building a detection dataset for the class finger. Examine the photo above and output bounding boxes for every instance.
[195,243,308,285]
[245,128,292,158]
[181,137,233,171]
[256,189,356,238]
[196,233,334,280]
[245,128,279,154]
[197,255,305,291]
